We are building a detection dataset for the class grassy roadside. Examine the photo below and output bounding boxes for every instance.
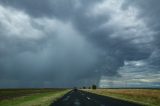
[84,89,160,106]
[0,90,70,106]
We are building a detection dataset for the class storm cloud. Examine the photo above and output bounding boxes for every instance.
[0,0,159,88]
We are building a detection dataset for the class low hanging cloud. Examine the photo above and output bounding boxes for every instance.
[0,0,159,87]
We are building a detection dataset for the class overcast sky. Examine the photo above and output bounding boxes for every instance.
[0,0,160,88]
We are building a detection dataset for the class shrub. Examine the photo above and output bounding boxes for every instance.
[92,85,97,89]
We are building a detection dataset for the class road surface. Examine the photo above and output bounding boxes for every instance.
[50,90,143,106]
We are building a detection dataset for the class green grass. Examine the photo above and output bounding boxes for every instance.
[0,89,70,106]
[85,89,160,106]
[0,88,67,100]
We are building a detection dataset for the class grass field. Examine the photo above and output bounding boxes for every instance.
[85,89,160,106]
[0,88,70,106]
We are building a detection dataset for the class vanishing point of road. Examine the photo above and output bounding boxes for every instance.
[50,90,143,106]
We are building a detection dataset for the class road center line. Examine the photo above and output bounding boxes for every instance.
[74,99,80,106]
[63,95,70,101]
[87,97,91,100]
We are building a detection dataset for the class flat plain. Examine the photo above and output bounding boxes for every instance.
[0,88,69,106]
[85,89,160,106]
[0,88,159,106]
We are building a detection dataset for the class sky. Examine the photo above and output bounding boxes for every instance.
[0,0,160,88]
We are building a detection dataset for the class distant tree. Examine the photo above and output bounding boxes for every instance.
[92,84,97,89]
[88,86,91,89]
[83,86,86,89]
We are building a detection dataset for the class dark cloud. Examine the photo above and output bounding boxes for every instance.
[122,0,160,67]
[0,0,101,19]
[0,0,159,88]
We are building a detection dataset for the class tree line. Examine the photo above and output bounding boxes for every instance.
[82,84,97,89]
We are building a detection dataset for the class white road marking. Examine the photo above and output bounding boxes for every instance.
[74,99,80,106]
[86,97,91,100]
[63,96,70,101]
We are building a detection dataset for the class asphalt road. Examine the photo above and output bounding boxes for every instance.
[50,90,143,106]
